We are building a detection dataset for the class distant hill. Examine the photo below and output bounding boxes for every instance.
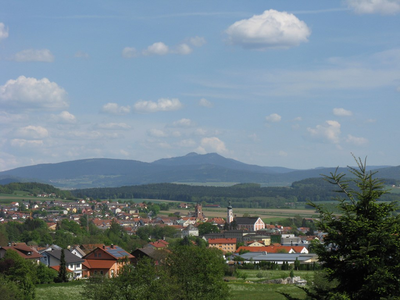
[0,153,397,189]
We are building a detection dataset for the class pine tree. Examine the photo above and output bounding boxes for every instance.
[310,157,400,299]
[57,249,68,283]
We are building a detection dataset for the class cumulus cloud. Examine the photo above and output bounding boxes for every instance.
[346,0,400,14]
[101,103,131,115]
[333,108,353,117]
[199,98,213,107]
[0,23,9,41]
[0,76,68,111]
[123,36,206,58]
[174,43,192,55]
[133,98,182,113]
[197,137,228,154]
[50,111,76,124]
[307,120,341,144]
[225,9,311,50]
[16,125,49,139]
[346,134,368,145]
[97,122,131,130]
[265,113,282,123]
[13,49,54,62]
[122,47,138,58]
[143,42,169,56]
[171,118,194,127]
[11,139,43,147]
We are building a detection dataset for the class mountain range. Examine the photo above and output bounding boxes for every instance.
[0,152,398,189]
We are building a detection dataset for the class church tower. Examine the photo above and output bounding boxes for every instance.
[227,201,234,225]
[195,203,204,220]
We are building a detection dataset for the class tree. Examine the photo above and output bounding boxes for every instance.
[197,222,220,235]
[0,250,36,300]
[168,245,228,300]
[56,249,68,283]
[310,158,400,299]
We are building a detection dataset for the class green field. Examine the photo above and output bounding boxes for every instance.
[35,270,313,300]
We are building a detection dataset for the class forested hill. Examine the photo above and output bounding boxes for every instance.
[0,153,396,189]
[0,182,74,199]
[71,178,400,208]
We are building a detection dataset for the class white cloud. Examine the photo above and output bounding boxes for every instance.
[74,51,89,59]
[51,111,76,123]
[97,123,131,130]
[123,36,205,58]
[11,139,43,147]
[16,125,49,139]
[265,113,282,122]
[101,103,131,115]
[189,36,206,47]
[225,9,311,50]
[133,98,182,113]
[307,120,341,144]
[199,98,213,107]
[346,0,400,14]
[143,42,169,56]
[197,137,228,154]
[0,76,68,111]
[293,117,302,121]
[171,118,194,127]
[122,47,138,58]
[333,108,353,117]
[148,129,168,137]
[0,23,9,41]
[13,49,54,62]
[346,134,368,145]
[174,43,192,55]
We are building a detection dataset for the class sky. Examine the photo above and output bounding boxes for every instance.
[0,0,400,171]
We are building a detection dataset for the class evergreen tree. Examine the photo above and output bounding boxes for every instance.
[310,158,400,299]
[57,249,68,283]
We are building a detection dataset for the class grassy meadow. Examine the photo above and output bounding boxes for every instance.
[35,269,313,300]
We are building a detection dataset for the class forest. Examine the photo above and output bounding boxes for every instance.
[71,178,400,208]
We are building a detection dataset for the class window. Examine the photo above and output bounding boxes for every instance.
[76,264,81,269]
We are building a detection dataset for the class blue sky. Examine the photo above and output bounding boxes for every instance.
[1,0,399,171]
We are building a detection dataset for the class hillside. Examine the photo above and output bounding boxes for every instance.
[0,153,397,189]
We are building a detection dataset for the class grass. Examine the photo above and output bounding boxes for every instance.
[36,281,85,300]
[35,270,313,300]
[228,282,306,300]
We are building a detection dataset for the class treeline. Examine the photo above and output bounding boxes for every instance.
[72,178,400,205]
[0,182,74,199]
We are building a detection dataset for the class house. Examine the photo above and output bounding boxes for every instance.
[83,244,134,278]
[41,249,84,279]
[0,243,42,264]
[235,245,308,254]
[181,224,199,237]
[208,238,237,253]
[147,239,169,250]
[131,247,169,265]
[234,217,265,231]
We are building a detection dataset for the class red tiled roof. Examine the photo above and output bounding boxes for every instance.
[208,238,236,244]
[1,243,42,260]
[50,265,73,273]
[84,259,115,269]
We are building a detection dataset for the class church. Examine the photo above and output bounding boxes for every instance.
[226,201,265,231]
